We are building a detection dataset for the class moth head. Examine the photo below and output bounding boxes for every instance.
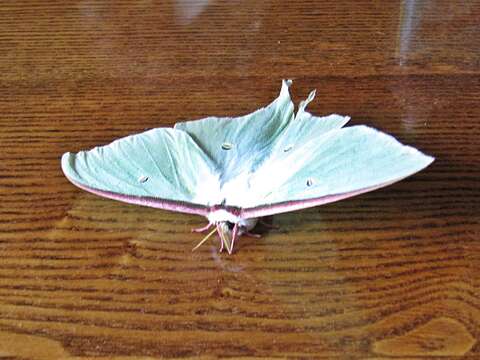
[192,218,258,254]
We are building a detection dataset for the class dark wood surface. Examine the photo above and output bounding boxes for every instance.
[1,1,479,358]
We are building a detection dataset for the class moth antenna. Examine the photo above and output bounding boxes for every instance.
[192,227,217,252]
[191,222,213,233]
[228,223,239,255]
[218,223,231,253]
[216,223,224,252]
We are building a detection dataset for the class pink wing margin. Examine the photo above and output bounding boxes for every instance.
[65,166,431,221]
[239,179,402,219]
[67,176,413,220]
[66,176,209,217]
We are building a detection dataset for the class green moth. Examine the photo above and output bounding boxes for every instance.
[62,80,434,254]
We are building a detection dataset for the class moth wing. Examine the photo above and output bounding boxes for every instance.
[61,128,219,216]
[239,125,434,218]
[293,89,351,135]
[266,89,351,156]
[174,80,295,182]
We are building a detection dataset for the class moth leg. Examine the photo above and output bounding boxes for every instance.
[259,219,279,230]
[244,231,262,238]
[216,223,224,252]
[191,222,214,233]
[228,223,239,255]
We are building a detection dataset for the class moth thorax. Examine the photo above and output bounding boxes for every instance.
[207,209,240,224]
[217,218,258,235]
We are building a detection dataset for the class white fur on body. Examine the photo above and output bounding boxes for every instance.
[207,210,257,233]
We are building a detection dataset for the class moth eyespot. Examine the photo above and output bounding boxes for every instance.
[306,178,314,187]
[283,145,293,152]
[138,175,149,183]
[221,142,233,150]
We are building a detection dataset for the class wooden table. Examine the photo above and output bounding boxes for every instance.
[1,1,479,358]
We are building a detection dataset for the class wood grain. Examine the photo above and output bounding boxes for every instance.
[0,1,479,358]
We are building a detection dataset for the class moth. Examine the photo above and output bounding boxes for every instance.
[61,80,434,254]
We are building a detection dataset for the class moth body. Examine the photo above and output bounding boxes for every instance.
[206,208,257,225]
[197,210,258,253]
